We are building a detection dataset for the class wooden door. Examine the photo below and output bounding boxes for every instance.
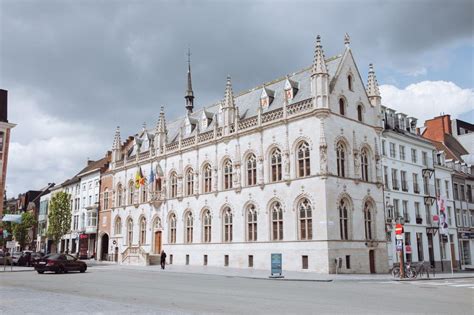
[369,250,376,274]
[451,243,457,269]
[154,231,162,254]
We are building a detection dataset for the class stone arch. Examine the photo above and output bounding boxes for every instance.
[333,135,351,151]
[292,193,315,212]
[291,136,314,153]
[265,143,284,159]
[266,197,286,214]
[336,192,354,210]
[219,203,234,218]
[242,200,260,215]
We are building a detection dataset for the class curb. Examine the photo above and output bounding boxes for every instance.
[395,276,474,282]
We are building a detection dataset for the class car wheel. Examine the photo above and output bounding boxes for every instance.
[55,266,65,274]
[37,270,44,274]
[80,266,86,273]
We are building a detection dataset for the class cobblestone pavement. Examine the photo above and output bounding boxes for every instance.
[1,265,473,314]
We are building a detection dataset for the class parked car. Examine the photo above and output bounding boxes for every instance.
[0,252,12,265]
[11,252,22,265]
[35,254,87,274]
[17,251,39,267]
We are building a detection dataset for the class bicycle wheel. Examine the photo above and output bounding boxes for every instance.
[391,267,400,278]
[407,269,417,279]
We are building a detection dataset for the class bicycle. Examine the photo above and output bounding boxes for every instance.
[391,262,417,278]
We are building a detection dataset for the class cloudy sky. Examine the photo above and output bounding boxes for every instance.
[1,0,473,197]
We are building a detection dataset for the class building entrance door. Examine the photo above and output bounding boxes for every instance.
[427,233,435,268]
[154,231,162,254]
[369,250,376,274]
[101,233,109,261]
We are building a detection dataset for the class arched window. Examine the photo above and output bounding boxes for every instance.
[246,154,257,186]
[202,209,212,243]
[169,214,177,244]
[297,141,310,178]
[185,168,194,196]
[140,181,147,203]
[116,184,123,207]
[271,201,283,241]
[339,199,349,240]
[114,217,122,235]
[270,148,282,182]
[339,98,345,116]
[128,181,135,205]
[127,218,133,246]
[357,104,363,122]
[347,75,353,91]
[223,207,233,242]
[336,142,346,177]
[223,159,233,190]
[153,217,161,230]
[246,204,257,241]
[364,202,374,240]
[185,212,193,243]
[103,189,109,210]
[169,172,178,198]
[139,217,146,245]
[203,164,212,193]
[361,148,369,181]
[298,198,312,240]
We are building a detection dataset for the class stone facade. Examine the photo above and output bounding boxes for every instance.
[105,36,389,274]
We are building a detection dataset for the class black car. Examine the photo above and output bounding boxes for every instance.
[35,254,87,274]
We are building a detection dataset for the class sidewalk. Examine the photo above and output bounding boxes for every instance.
[87,261,474,282]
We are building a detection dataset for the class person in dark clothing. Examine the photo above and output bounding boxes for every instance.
[160,250,167,270]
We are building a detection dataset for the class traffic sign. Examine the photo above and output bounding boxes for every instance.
[405,245,412,254]
[395,224,403,235]
[396,240,403,251]
[6,241,16,249]
[395,234,403,240]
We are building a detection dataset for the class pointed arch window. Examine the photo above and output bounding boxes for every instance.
[203,164,212,193]
[246,204,257,241]
[364,202,374,240]
[361,148,369,181]
[116,184,123,207]
[246,154,257,186]
[336,142,346,177]
[357,104,363,122]
[114,216,122,235]
[170,172,178,198]
[339,199,349,240]
[297,141,311,178]
[127,218,133,246]
[223,207,233,242]
[298,198,313,240]
[202,209,212,243]
[185,168,194,196]
[270,148,282,182]
[348,75,353,91]
[140,181,147,203]
[271,201,283,241]
[128,181,135,205]
[139,217,146,245]
[185,212,193,243]
[339,98,345,116]
[169,214,177,244]
[223,159,233,190]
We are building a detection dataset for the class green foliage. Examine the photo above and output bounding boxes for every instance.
[47,191,72,244]
[12,212,37,249]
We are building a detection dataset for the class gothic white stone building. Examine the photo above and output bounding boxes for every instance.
[104,35,389,274]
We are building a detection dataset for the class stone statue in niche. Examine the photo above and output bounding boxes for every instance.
[354,152,360,177]
[320,145,328,174]
[258,156,264,183]
[284,152,290,177]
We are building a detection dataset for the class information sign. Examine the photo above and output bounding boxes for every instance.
[271,253,282,276]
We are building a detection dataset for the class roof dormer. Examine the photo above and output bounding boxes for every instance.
[284,77,299,101]
[201,110,213,130]
[260,86,274,109]
[184,115,198,135]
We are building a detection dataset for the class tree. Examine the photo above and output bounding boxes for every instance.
[47,192,71,250]
[12,212,37,250]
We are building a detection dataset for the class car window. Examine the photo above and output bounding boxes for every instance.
[56,255,66,261]
[66,255,76,261]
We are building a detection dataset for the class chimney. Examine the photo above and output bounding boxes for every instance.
[0,89,8,123]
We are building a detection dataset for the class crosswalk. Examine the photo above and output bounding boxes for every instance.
[361,279,474,289]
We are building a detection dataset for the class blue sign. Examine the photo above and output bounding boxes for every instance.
[396,240,403,252]
[271,253,282,276]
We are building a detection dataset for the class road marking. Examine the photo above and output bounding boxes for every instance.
[449,284,474,287]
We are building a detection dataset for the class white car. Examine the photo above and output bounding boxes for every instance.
[11,252,22,265]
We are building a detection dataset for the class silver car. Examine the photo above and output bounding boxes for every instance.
[11,252,22,265]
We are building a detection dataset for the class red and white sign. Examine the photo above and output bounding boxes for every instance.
[395,224,403,235]
[433,215,439,222]
[405,245,412,254]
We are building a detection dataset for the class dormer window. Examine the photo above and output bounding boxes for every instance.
[260,87,274,109]
[201,111,212,130]
[284,78,299,101]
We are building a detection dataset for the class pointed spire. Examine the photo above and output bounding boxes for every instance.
[223,75,235,108]
[112,126,121,150]
[312,35,328,75]
[367,64,380,96]
[142,122,147,131]
[185,48,194,114]
[344,33,350,48]
[156,106,167,134]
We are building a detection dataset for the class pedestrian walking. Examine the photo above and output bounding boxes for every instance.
[160,250,167,270]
